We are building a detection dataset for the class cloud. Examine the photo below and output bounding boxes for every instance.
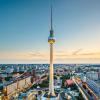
[28,51,44,57]
[0,50,100,63]
[55,49,83,58]
[54,50,100,63]
[72,48,83,55]
[79,52,100,56]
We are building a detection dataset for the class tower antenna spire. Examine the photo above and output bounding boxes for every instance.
[51,0,53,30]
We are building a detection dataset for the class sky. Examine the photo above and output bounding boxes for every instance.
[0,0,100,64]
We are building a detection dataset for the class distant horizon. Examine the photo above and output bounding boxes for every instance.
[0,63,100,65]
[0,0,100,63]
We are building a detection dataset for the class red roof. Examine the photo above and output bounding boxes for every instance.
[66,79,74,86]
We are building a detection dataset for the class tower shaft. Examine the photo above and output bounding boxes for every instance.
[49,43,55,96]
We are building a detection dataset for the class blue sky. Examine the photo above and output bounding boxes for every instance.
[0,0,100,64]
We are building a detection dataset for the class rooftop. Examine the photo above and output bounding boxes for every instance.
[95,80,100,87]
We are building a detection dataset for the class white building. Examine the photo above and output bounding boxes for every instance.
[54,77,62,90]
[4,82,17,96]
[6,68,14,73]
[86,71,99,81]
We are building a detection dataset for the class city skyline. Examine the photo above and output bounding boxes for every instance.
[0,0,100,64]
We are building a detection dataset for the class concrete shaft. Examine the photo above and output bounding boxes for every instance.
[49,43,55,96]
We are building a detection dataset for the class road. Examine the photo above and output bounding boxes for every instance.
[72,77,89,100]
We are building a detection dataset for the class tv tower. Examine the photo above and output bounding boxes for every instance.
[48,2,55,96]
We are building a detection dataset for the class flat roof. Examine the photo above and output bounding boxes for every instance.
[95,80,100,87]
